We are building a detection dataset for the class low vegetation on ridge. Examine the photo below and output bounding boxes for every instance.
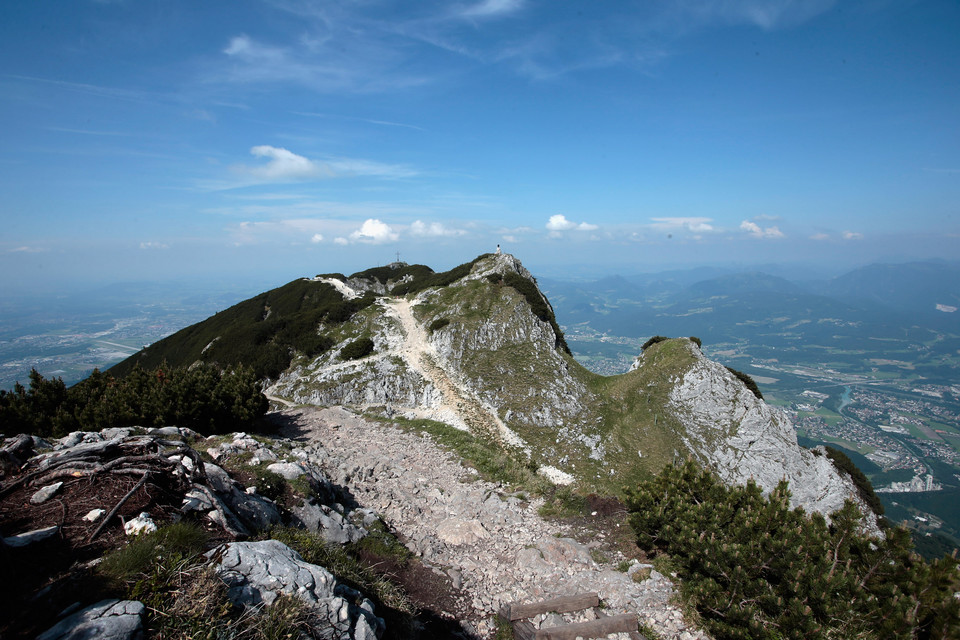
[626,461,960,640]
[0,363,266,437]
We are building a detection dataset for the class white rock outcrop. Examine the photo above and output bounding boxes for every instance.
[667,340,881,533]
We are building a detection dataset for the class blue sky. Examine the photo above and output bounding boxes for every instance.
[1,0,958,289]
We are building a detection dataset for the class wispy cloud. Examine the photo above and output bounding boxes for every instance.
[139,241,169,250]
[45,127,135,137]
[219,145,417,187]
[650,217,715,233]
[842,230,863,240]
[659,0,837,32]
[7,245,48,254]
[292,111,425,131]
[459,0,526,19]
[5,74,161,105]
[740,220,785,239]
[211,32,429,93]
[410,220,466,237]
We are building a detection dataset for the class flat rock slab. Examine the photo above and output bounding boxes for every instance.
[436,518,489,545]
[3,524,59,547]
[267,461,308,480]
[36,599,145,640]
[30,481,64,504]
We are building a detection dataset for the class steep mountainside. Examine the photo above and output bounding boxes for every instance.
[112,253,877,528]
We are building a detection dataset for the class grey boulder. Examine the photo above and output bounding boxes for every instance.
[210,540,383,639]
[37,599,145,640]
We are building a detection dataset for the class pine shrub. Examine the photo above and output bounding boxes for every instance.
[625,461,959,640]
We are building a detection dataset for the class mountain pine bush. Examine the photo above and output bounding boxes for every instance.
[0,364,267,437]
[625,461,959,640]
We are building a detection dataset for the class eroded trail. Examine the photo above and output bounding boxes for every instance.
[277,407,708,640]
[382,298,525,451]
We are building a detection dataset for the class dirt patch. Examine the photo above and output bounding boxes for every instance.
[354,544,473,639]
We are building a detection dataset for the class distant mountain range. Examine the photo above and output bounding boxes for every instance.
[540,260,960,375]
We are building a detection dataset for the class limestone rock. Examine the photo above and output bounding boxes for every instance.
[292,499,367,544]
[267,461,307,480]
[30,481,64,505]
[3,524,59,547]
[667,341,882,533]
[436,519,489,546]
[36,599,145,640]
[203,462,281,532]
[210,540,384,639]
[123,512,157,536]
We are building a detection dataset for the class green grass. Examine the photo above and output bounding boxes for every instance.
[584,339,699,493]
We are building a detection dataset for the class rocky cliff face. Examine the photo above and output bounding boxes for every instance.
[658,341,881,533]
[270,253,880,528]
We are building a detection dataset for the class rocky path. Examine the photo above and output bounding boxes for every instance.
[381,298,526,452]
[278,406,709,640]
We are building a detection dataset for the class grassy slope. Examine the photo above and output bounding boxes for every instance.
[586,339,696,492]
[413,269,697,495]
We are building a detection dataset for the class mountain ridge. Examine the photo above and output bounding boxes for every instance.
[111,252,879,531]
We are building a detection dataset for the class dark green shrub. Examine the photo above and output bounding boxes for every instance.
[1,364,267,437]
[428,318,450,332]
[108,278,375,381]
[689,336,702,349]
[390,254,492,295]
[253,468,287,502]
[626,461,960,640]
[641,335,669,351]
[340,337,375,361]
[724,366,763,399]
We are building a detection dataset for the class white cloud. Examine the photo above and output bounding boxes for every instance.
[139,241,169,250]
[650,217,715,233]
[546,214,598,234]
[740,220,785,239]
[809,232,830,241]
[349,219,399,244]
[247,145,329,181]
[310,234,324,243]
[502,235,519,243]
[547,214,576,231]
[461,0,525,19]
[842,231,863,240]
[334,237,349,245]
[410,220,466,237]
